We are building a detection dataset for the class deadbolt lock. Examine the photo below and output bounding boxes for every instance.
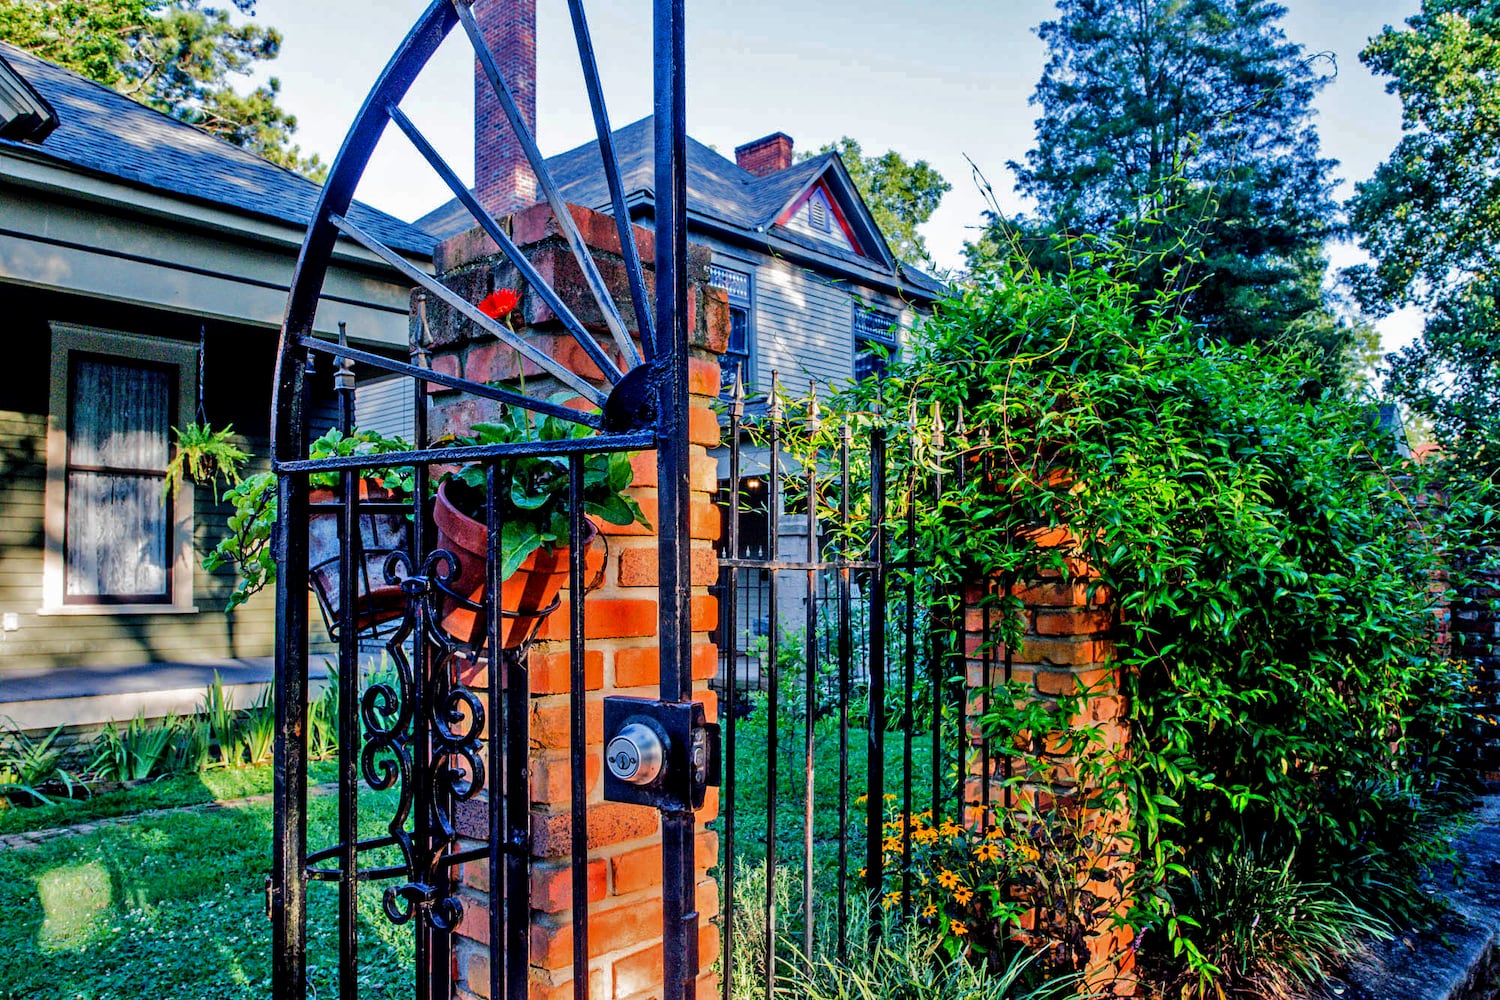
[602,697,720,811]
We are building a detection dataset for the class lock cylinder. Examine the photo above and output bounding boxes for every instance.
[606,721,666,786]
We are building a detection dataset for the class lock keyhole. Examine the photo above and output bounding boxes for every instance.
[606,721,666,786]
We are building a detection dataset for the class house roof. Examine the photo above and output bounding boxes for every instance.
[0,42,435,257]
[415,115,946,300]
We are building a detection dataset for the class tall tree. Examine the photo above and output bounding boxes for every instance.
[1348,1,1500,472]
[807,137,950,269]
[0,0,325,178]
[993,0,1343,358]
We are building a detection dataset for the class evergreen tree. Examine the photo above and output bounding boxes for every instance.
[989,0,1344,360]
[0,0,325,179]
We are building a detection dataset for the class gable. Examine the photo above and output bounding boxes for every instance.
[777,181,860,253]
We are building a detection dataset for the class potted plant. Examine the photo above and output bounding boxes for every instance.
[433,404,648,648]
[205,428,415,636]
[164,422,250,502]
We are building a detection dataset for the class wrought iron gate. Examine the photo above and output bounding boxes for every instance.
[710,382,995,997]
[270,2,705,1000]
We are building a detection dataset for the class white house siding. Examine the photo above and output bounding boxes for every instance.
[703,238,919,397]
[354,376,417,442]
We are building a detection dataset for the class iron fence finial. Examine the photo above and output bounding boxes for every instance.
[729,362,746,420]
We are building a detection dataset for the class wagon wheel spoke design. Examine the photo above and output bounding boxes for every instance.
[271,2,692,998]
[274,0,660,458]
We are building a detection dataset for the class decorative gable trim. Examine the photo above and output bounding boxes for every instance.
[777,179,861,253]
[768,158,895,270]
[0,50,57,143]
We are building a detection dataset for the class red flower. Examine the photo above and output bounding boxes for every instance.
[477,288,520,320]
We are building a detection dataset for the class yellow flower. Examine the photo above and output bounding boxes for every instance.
[939,819,963,837]
[922,904,937,918]
[951,920,969,937]
[913,827,939,844]
[855,794,868,805]
[975,843,1001,863]
[1017,844,1040,862]
[882,891,902,910]
[937,869,960,890]
[985,826,1005,840]
[883,793,897,802]
[953,886,973,906]
[883,836,902,853]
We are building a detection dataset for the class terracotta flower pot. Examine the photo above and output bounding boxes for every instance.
[432,480,599,649]
[308,482,411,635]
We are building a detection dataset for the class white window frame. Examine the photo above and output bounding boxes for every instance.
[40,323,198,615]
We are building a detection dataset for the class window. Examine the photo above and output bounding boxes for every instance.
[853,306,900,381]
[43,325,198,614]
[709,264,753,391]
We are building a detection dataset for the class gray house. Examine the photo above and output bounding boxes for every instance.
[0,43,432,723]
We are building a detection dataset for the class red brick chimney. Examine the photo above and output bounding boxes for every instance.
[474,0,538,218]
[735,133,794,177]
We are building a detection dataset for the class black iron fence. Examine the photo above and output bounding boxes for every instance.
[710,377,999,997]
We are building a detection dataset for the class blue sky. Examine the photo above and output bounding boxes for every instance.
[248,0,1426,352]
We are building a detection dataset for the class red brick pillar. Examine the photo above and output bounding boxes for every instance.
[963,540,1135,995]
[418,203,729,1000]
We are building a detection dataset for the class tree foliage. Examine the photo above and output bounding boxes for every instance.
[839,232,1485,992]
[0,0,325,178]
[1348,1,1500,475]
[807,137,950,269]
[989,0,1344,362]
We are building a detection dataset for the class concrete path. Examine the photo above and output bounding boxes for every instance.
[1335,796,1500,1000]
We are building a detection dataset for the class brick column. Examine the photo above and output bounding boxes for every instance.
[417,203,730,1000]
[963,537,1135,995]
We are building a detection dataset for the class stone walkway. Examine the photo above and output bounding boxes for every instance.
[0,781,340,852]
[1333,796,1500,1000]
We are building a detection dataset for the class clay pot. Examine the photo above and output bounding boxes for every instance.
[308,482,411,636]
[432,480,598,649]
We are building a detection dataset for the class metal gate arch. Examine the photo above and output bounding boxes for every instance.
[268,3,701,999]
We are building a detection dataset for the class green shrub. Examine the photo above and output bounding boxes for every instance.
[202,671,245,767]
[1153,850,1391,1000]
[848,231,1490,989]
[776,914,1080,1000]
[0,723,76,805]
[242,686,274,767]
[92,712,178,782]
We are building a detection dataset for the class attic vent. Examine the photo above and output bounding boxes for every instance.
[808,191,831,233]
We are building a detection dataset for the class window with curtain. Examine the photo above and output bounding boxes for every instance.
[64,355,174,603]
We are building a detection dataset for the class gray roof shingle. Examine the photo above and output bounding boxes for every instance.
[0,42,434,257]
[416,115,945,300]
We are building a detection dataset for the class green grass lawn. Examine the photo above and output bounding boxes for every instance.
[0,763,416,1000]
[0,760,339,837]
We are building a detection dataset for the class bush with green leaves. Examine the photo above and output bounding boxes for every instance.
[846,234,1489,990]
[204,427,414,611]
[92,712,179,783]
[1149,849,1390,1000]
[0,722,77,806]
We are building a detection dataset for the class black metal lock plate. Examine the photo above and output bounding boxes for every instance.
[602,696,720,811]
